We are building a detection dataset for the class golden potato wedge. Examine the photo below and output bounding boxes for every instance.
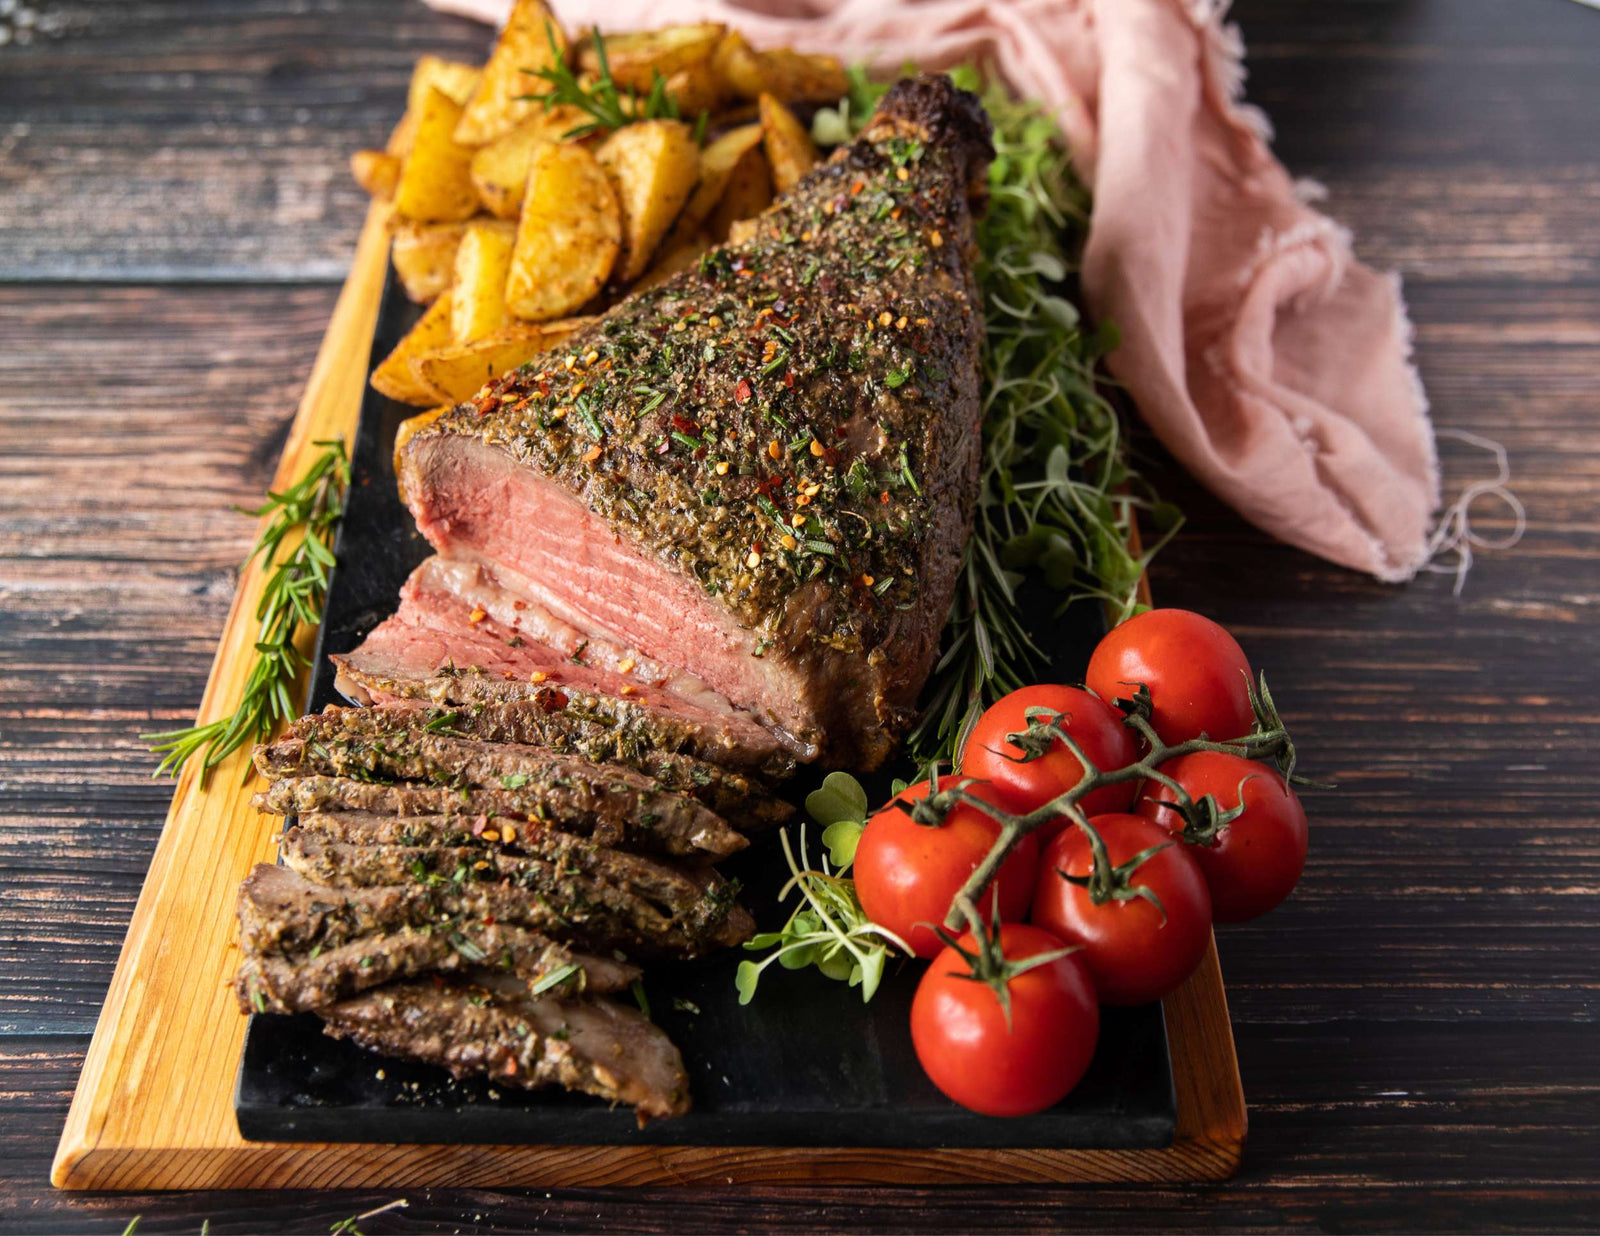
[450,219,517,343]
[759,93,818,194]
[596,120,701,283]
[614,63,727,123]
[409,55,483,110]
[660,63,727,122]
[712,33,849,104]
[631,231,711,296]
[387,56,483,157]
[659,123,762,254]
[454,0,567,147]
[351,149,401,199]
[371,292,456,406]
[394,87,479,222]
[390,219,468,303]
[411,319,596,403]
[394,405,452,500]
[507,143,622,321]
[467,106,588,219]
[579,23,725,90]
[707,145,773,241]
[710,30,768,100]
[759,49,850,103]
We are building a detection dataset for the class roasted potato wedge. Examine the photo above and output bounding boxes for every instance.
[351,149,401,199]
[710,30,767,100]
[706,145,773,241]
[390,219,468,303]
[615,62,727,122]
[596,120,701,283]
[468,106,587,219]
[578,23,725,91]
[394,86,479,222]
[758,49,850,103]
[660,63,727,122]
[660,123,762,254]
[451,219,517,343]
[507,143,622,321]
[454,0,567,147]
[759,93,818,194]
[387,56,483,157]
[411,319,596,403]
[371,292,456,406]
[712,32,848,104]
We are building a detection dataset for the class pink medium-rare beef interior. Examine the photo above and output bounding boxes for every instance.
[402,434,813,749]
[331,555,793,765]
[414,555,726,712]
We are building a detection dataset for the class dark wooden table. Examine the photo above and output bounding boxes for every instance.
[3,0,1597,1230]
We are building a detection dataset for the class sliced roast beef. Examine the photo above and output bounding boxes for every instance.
[233,882,638,1014]
[238,864,556,958]
[331,554,794,776]
[293,809,530,849]
[255,773,745,859]
[289,704,790,828]
[280,828,752,958]
[282,818,723,915]
[397,76,993,769]
[255,723,748,849]
[320,977,690,1122]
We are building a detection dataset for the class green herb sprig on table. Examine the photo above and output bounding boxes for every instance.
[143,438,350,785]
[523,24,699,141]
[816,68,1181,763]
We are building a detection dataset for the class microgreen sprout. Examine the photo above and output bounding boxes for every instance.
[735,783,911,1005]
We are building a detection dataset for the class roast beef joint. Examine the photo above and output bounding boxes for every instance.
[237,75,996,1124]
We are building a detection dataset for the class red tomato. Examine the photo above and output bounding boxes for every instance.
[854,780,1040,959]
[1031,813,1212,1006]
[960,684,1139,834]
[1085,608,1255,746]
[1137,751,1308,923]
[911,922,1100,1116]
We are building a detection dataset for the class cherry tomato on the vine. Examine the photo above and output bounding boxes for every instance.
[1085,608,1255,746]
[960,684,1139,836]
[1031,813,1212,1006]
[854,779,1040,959]
[911,922,1100,1116]
[1137,751,1308,923]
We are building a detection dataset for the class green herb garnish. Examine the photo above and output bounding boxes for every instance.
[525,24,689,140]
[735,774,909,1005]
[143,439,349,784]
[530,962,581,995]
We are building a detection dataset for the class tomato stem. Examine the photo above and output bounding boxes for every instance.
[939,680,1303,930]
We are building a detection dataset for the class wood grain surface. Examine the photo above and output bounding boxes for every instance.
[2,0,1598,1229]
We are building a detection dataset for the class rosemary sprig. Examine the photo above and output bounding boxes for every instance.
[817,69,1181,762]
[143,439,350,784]
[523,24,686,140]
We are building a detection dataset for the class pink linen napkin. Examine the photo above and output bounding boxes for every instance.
[426,0,1440,581]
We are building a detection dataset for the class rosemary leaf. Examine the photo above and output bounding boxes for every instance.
[524,24,689,140]
[143,438,349,784]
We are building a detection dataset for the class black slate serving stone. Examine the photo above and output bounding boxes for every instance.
[234,265,1177,1149]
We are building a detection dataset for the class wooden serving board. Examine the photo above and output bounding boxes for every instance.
[50,200,1246,1190]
